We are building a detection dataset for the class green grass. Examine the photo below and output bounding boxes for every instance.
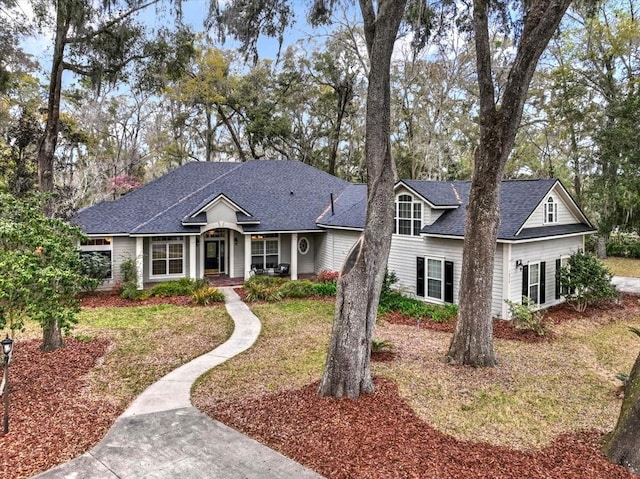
[601,257,640,277]
[192,298,640,450]
[192,300,334,399]
[75,304,233,407]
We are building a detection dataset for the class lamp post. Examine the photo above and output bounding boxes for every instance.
[1,334,13,435]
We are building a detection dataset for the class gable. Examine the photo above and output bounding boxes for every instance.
[520,182,590,231]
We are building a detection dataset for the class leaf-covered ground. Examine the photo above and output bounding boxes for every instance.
[4,293,639,478]
[0,338,120,479]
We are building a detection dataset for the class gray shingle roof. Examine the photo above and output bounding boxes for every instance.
[420,179,594,240]
[74,160,351,235]
[317,184,367,229]
[74,162,592,242]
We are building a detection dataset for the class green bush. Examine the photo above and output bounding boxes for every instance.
[244,275,285,302]
[371,338,395,353]
[505,297,546,336]
[312,281,337,297]
[279,280,315,298]
[378,290,457,323]
[119,257,139,300]
[192,286,226,305]
[606,233,640,259]
[559,251,619,312]
[147,278,201,298]
[79,252,111,291]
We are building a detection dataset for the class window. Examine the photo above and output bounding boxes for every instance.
[298,237,309,255]
[394,194,422,236]
[556,256,571,299]
[251,234,279,269]
[427,258,443,300]
[79,237,113,279]
[543,196,557,224]
[151,237,184,276]
[522,261,546,305]
[418,257,454,302]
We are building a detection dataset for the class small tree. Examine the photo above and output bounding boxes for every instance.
[0,193,94,350]
[558,251,618,312]
[604,327,640,474]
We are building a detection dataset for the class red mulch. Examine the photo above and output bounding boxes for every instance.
[380,293,640,344]
[204,378,633,479]
[8,292,639,478]
[0,338,121,479]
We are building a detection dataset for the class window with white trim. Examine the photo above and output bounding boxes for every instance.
[251,234,279,269]
[543,196,558,224]
[151,236,184,276]
[528,262,540,304]
[394,194,422,236]
[426,258,443,300]
[80,237,113,279]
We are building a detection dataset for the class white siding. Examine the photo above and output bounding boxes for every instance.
[233,232,245,278]
[492,244,504,317]
[205,200,238,224]
[95,236,136,290]
[508,236,584,311]
[315,230,361,273]
[523,188,579,229]
[297,234,318,274]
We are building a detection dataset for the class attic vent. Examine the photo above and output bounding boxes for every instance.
[290,191,294,195]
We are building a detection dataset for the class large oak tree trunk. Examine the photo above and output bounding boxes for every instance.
[446,0,572,366]
[604,348,640,474]
[318,0,406,398]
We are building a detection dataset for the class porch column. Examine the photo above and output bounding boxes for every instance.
[229,231,235,278]
[290,233,298,280]
[244,234,252,280]
[135,237,143,290]
[502,243,512,319]
[189,236,197,279]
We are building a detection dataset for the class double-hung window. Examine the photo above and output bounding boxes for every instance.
[251,234,279,269]
[427,258,443,300]
[522,261,546,305]
[394,194,422,236]
[543,196,557,224]
[151,236,184,276]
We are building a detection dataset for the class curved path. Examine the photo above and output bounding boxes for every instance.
[35,287,323,479]
[612,275,640,294]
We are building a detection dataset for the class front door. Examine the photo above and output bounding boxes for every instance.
[205,239,225,274]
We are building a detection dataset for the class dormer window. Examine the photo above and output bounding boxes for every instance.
[543,196,557,224]
[394,194,422,236]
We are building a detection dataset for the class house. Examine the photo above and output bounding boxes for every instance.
[75,160,595,318]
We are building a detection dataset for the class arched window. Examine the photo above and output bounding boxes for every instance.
[394,194,422,236]
[543,196,557,224]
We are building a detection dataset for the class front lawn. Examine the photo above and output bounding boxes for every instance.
[602,257,640,277]
[192,296,640,478]
[3,304,233,479]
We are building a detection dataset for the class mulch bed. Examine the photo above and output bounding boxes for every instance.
[78,291,193,308]
[204,377,633,479]
[0,338,121,479]
[7,292,640,478]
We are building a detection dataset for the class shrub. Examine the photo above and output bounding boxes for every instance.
[378,290,457,323]
[147,278,201,298]
[559,251,619,312]
[312,281,337,297]
[505,297,546,336]
[279,280,315,298]
[606,233,640,259]
[244,275,285,302]
[192,286,226,305]
[119,257,139,300]
[427,303,458,323]
[371,338,395,353]
[316,270,340,283]
[380,269,399,300]
[79,252,111,291]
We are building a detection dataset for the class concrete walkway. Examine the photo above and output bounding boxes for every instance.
[613,276,640,294]
[35,287,323,479]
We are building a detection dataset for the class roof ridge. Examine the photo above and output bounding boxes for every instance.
[130,162,243,234]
